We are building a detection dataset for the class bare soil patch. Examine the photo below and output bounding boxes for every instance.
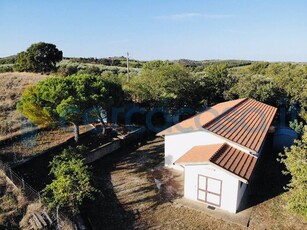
[0,125,91,163]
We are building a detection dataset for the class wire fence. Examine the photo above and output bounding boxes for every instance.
[0,160,77,230]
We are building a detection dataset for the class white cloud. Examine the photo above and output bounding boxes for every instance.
[155,13,233,21]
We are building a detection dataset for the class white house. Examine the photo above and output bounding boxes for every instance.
[157,98,277,213]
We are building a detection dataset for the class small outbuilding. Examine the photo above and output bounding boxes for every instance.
[157,98,277,213]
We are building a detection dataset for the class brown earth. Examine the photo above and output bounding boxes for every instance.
[0,125,91,162]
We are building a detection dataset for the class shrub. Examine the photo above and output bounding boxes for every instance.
[42,146,96,215]
[0,65,13,73]
[58,65,78,76]
[279,126,307,219]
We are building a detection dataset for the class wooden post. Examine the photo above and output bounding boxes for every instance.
[22,178,25,190]
[38,192,41,203]
[56,205,60,229]
[9,167,12,180]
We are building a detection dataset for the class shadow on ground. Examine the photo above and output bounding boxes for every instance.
[238,134,290,212]
[81,136,165,230]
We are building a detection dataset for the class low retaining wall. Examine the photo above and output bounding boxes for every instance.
[84,127,146,164]
[85,139,121,164]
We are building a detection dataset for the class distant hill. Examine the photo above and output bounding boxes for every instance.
[0,56,16,65]
[63,56,145,68]
[175,59,253,68]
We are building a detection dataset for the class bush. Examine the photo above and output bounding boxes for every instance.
[78,66,101,76]
[42,146,96,215]
[0,65,13,73]
[279,126,307,219]
[0,57,16,65]
[58,65,78,76]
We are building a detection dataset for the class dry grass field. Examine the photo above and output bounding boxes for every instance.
[0,72,47,139]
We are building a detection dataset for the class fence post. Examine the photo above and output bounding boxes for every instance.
[56,205,60,230]
[38,192,41,203]
[9,167,12,180]
[21,178,25,190]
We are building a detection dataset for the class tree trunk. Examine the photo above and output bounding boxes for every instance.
[99,118,106,135]
[71,122,80,143]
[95,107,106,135]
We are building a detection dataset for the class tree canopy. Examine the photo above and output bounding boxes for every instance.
[225,74,281,106]
[42,146,96,215]
[279,126,307,219]
[17,74,124,141]
[14,42,63,73]
[127,61,207,112]
[200,64,234,105]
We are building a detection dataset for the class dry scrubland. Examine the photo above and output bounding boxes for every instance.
[0,72,47,139]
[0,73,94,162]
[0,170,28,228]
[0,171,72,229]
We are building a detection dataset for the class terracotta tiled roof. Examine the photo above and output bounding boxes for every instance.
[203,98,277,152]
[157,98,277,153]
[210,143,257,181]
[175,143,257,181]
[157,98,246,136]
[175,144,224,164]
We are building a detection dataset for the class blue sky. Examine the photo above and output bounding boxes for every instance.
[0,0,306,61]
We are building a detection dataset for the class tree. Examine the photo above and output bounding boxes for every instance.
[279,126,307,219]
[42,146,96,215]
[16,86,54,126]
[14,42,63,73]
[127,61,203,111]
[17,74,123,142]
[248,61,270,75]
[225,74,282,107]
[200,64,235,105]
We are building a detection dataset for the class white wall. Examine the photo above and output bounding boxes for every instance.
[184,164,240,213]
[164,130,250,169]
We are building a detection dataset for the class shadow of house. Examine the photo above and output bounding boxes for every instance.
[237,134,290,212]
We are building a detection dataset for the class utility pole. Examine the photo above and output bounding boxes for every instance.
[126,52,130,82]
